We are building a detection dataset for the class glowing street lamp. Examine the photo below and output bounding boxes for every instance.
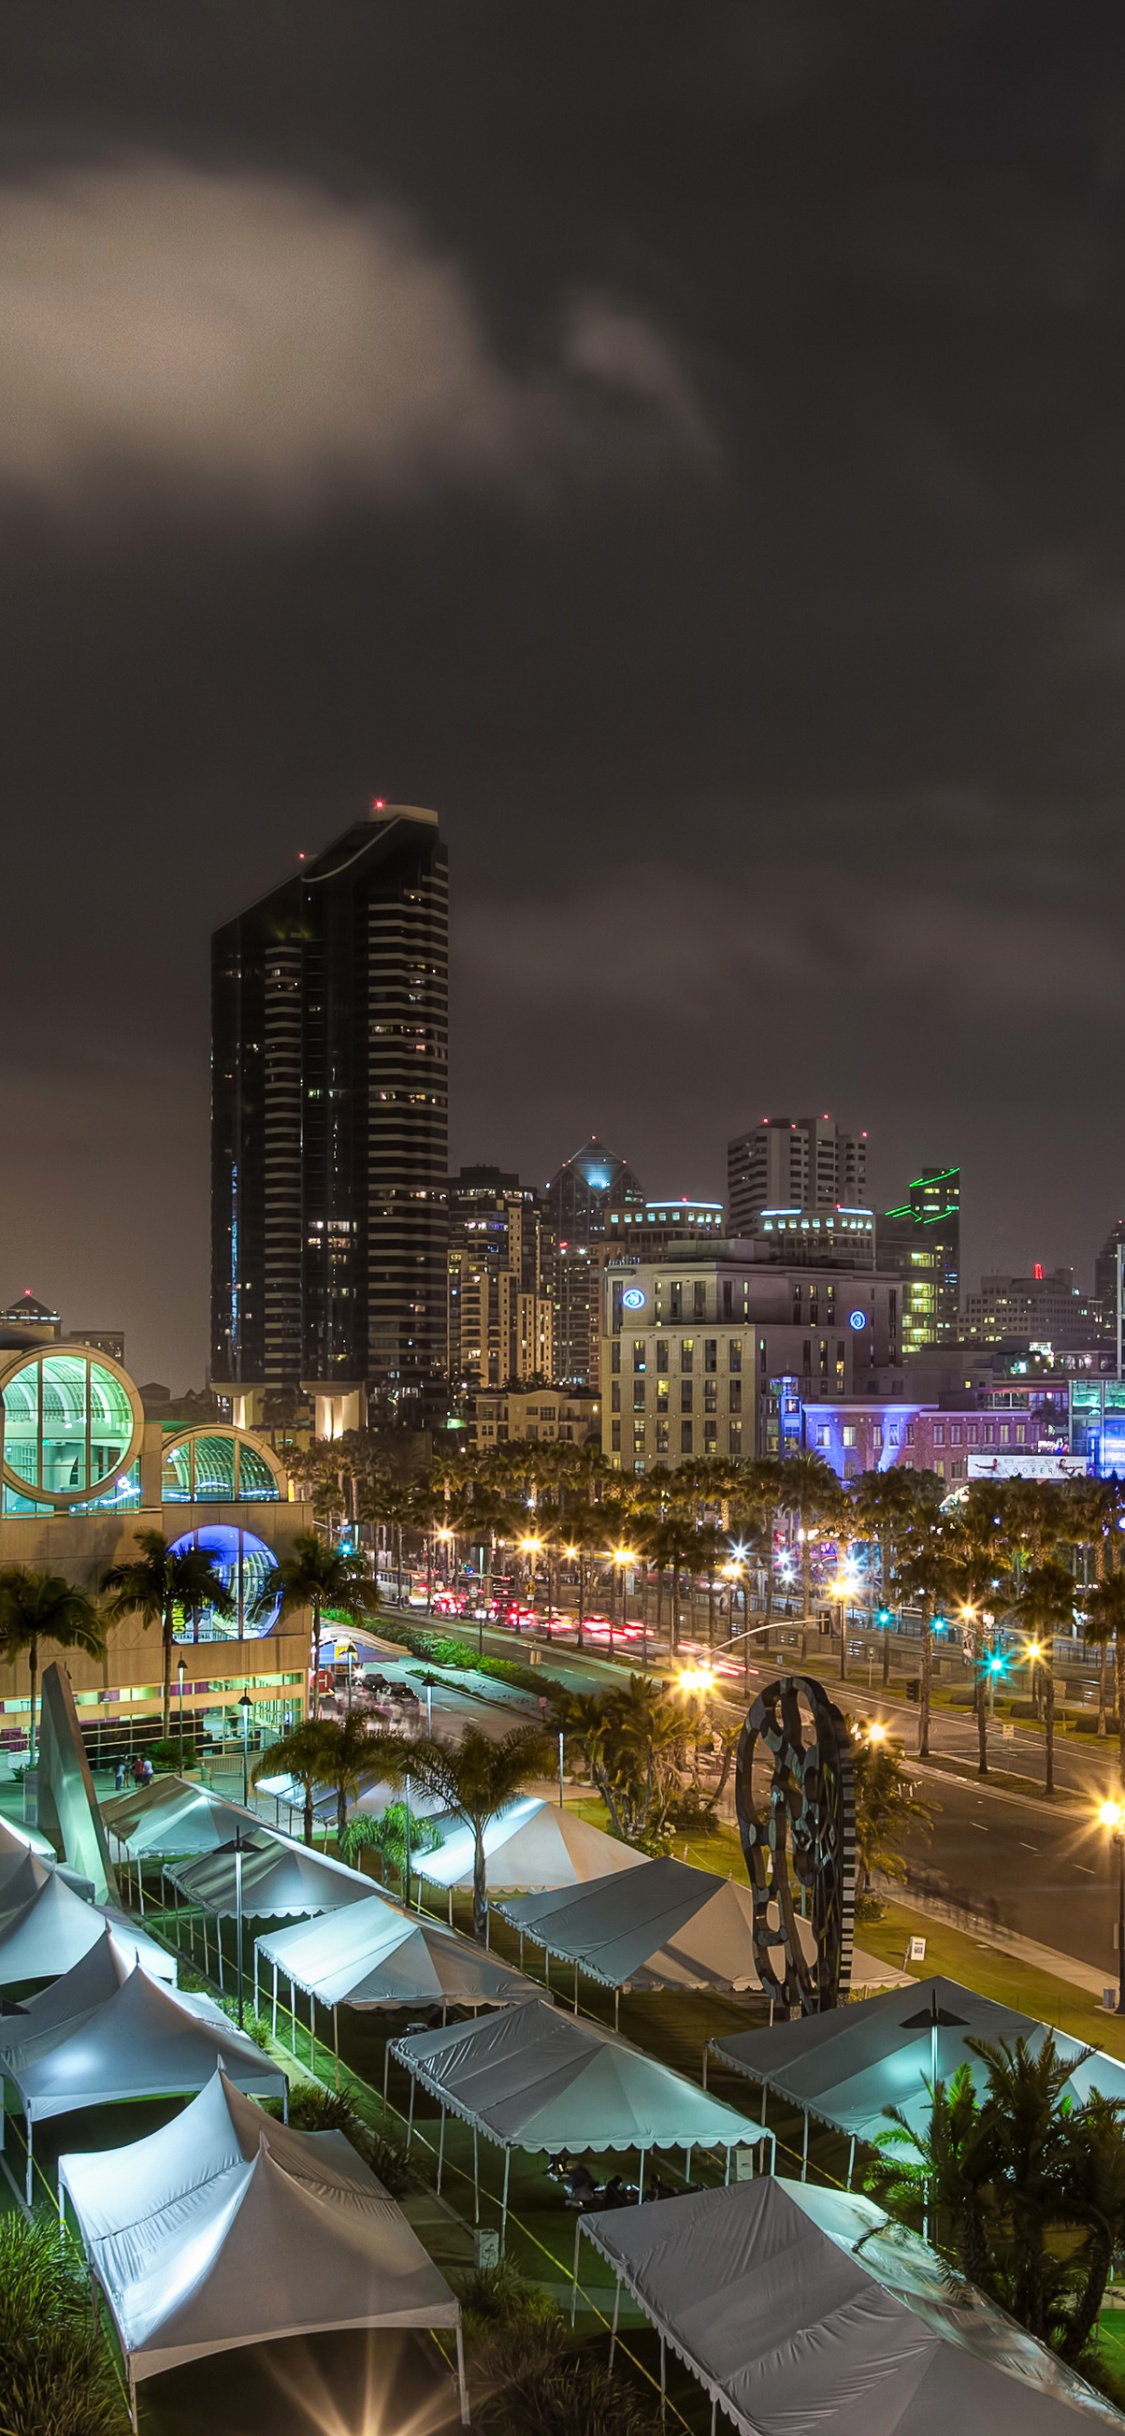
[677,1664,716,1699]
[865,1719,888,1746]
[1098,1798,1125,2014]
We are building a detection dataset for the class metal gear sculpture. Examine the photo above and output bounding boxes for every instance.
[735,1674,856,2014]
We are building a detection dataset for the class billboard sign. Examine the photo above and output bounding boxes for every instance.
[966,1452,1089,1482]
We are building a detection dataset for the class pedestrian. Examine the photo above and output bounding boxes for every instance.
[131,1753,145,1787]
[141,1753,154,1785]
[113,1758,126,1793]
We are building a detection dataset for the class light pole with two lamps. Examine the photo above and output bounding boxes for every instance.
[238,1690,253,1809]
[1099,1799,1125,2014]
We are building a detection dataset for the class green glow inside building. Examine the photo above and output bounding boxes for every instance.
[878,1167,961,1351]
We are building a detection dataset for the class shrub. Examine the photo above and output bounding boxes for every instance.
[215,1995,273,2049]
[148,1735,191,1772]
[283,2081,412,2191]
[366,2129,412,2196]
[0,2216,128,2436]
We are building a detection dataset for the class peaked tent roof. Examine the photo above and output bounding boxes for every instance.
[256,1892,541,2011]
[60,2070,460,2385]
[4,1954,286,2121]
[166,1835,372,1918]
[393,1996,753,2155]
[102,1775,273,1859]
[710,1974,1125,2149]
[580,2175,1122,2434]
[0,1927,189,2054]
[415,1796,648,1894]
[0,1861,175,1986]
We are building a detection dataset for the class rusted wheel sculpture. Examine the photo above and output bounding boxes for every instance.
[735,1674,856,2014]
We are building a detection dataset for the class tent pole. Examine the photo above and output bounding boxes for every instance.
[201,1914,207,1977]
[254,1939,260,2017]
[291,1977,297,2055]
[801,2110,809,2181]
[333,2006,339,2092]
[573,1962,579,2015]
[659,2332,666,2421]
[25,2116,32,2207]
[217,1922,224,1991]
[501,2147,511,2251]
[282,2079,288,2124]
[128,2369,139,2436]
[614,1988,620,2031]
[570,2217,581,2324]
[519,1931,524,1969]
[684,2143,693,2188]
[711,2393,718,2436]
[702,2045,708,2090]
[847,2135,856,2191]
[272,1961,278,2041]
[383,2042,390,2114]
[406,2075,416,2154]
[724,2145,732,2186]
[609,2273,621,2368]
[472,2125,479,2225]
[437,2105,446,2195]
[455,2321,469,2427]
[544,1950,550,1991]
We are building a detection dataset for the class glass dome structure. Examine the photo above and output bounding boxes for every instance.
[168,1525,281,1640]
[0,1348,144,1515]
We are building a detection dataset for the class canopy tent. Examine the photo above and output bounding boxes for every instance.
[580,2174,1120,2434]
[0,1860,176,1987]
[0,1930,199,2059]
[102,1775,271,1859]
[0,1812,61,1864]
[496,1856,911,2014]
[165,1834,371,1919]
[256,1891,541,2042]
[414,1796,647,1909]
[59,2070,467,2424]
[709,1975,1125,2166]
[392,1996,757,2246]
[1,1950,287,2200]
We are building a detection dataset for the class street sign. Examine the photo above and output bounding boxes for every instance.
[907,1935,927,1963]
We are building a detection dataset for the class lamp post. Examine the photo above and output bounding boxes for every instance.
[342,1642,357,1715]
[177,1657,186,1765]
[234,1827,246,2031]
[403,1770,413,1908]
[238,1691,252,1809]
[1099,1800,1125,2013]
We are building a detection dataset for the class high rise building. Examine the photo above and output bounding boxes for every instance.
[447,1166,554,1392]
[605,1197,725,1262]
[878,1166,961,1350]
[727,1115,867,1235]
[962,1266,1103,1351]
[544,1136,644,1386]
[211,801,448,1425]
[1095,1222,1125,1342]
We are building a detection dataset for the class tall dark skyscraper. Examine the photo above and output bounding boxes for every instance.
[210,802,448,1418]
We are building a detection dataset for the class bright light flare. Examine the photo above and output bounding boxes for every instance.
[865,1720,887,1745]
[1100,1800,1125,1833]
[677,1664,716,1697]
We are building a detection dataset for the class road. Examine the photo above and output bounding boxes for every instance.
[344,1606,1125,1977]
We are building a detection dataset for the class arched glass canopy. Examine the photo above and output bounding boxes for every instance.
[160,1427,283,1504]
[168,1525,281,1640]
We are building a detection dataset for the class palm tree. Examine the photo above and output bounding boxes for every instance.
[379,1724,550,1940]
[250,1530,380,1719]
[897,1537,951,1758]
[850,1467,941,1687]
[1084,1570,1125,1789]
[0,1569,105,1765]
[101,1529,235,1738]
[965,2031,1080,2340]
[739,1455,787,1653]
[557,1505,605,1651]
[850,1724,934,1898]
[868,2062,992,2284]
[251,1717,335,1845]
[943,1532,1006,1777]
[779,1451,840,1661]
[311,1708,383,1839]
[1012,1558,1077,1796]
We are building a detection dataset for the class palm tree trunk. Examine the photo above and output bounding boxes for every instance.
[707,1571,716,1650]
[310,1593,322,1721]
[27,1636,38,1767]
[472,1821,487,1944]
[919,1601,933,1759]
[672,1565,681,1653]
[337,1782,347,1839]
[303,1776,314,1846]
[1044,1665,1055,1796]
[577,1554,585,1650]
[763,1507,775,1652]
[1062,2229,1115,2363]
[1098,1638,1108,1736]
[1116,1630,1125,1793]
[162,1600,174,1739]
[801,1531,811,1664]
[975,1623,988,1776]
[882,1532,892,1687]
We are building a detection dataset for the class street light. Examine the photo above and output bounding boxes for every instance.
[341,1642,357,1714]
[176,1657,186,1765]
[864,1719,888,1746]
[1099,1799,1125,2014]
[612,1544,637,1656]
[238,1692,252,1808]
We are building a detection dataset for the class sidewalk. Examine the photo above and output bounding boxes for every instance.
[876,1874,1118,2008]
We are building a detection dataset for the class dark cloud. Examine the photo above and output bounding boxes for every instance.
[1,1,1124,1380]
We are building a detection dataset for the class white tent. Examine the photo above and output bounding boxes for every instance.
[0,1812,57,1864]
[709,1975,1125,2164]
[2,1950,286,2200]
[166,1834,372,1920]
[0,1861,176,1987]
[415,1796,647,1904]
[392,1996,757,2246]
[256,1892,541,2042]
[580,2174,1121,2433]
[60,2070,467,2424]
[0,1929,190,2058]
[102,1775,270,1859]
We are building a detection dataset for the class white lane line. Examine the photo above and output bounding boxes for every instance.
[1020,1842,1038,1851]
[970,1822,989,1832]
[1074,1863,1096,1873]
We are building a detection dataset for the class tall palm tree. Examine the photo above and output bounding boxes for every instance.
[1084,1570,1125,1789]
[1012,1558,1076,1796]
[252,1717,335,1845]
[310,1707,383,1838]
[897,1538,951,1759]
[850,1467,942,1687]
[379,1723,550,1940]
[0,1569,105,1764]
[739,1455,787,1653]
[101,1530,235,1738]
[250,1530,380,1719]
[779,1451,841,1661]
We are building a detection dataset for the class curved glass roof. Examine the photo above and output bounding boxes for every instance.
[161,1428,282,1504]
[0,1351,139,1505]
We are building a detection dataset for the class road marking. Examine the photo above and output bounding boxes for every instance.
[1074,1863,1095,1873]
[1019,1842,1038,1851]
[970,1822,989,1832]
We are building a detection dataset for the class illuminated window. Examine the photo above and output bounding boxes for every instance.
[168,1525,280,1642]
[0,1350,141,1513]
[161,1429,282,1503]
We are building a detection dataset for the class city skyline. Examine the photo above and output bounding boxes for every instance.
[5,12,1125,1386]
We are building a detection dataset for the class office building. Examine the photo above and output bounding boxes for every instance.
[605,1198,724,1262]
[727,1114,867,1235]
[878,1166,961,1350]
[211,801,448,1427]
[752,1207,876,1268]
[447,1166,554,1392]
[602,1241,900,1473]
[0,1291,125,1366]
[468,1383,601,1451]
[1095,1222,1125,1342]
[962,1266,1103,1352]
[545,1137,644,1387]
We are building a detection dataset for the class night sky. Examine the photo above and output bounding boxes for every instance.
[3,4,1124,1387]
